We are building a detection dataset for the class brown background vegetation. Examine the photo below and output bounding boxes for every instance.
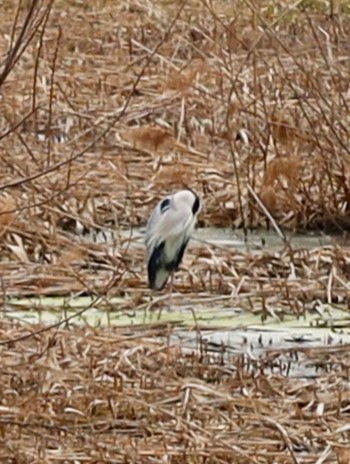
[1,1,350,462]
[0,0,350,297]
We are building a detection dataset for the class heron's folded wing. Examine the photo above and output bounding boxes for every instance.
[157,206,194,239]
[145,205,194,257]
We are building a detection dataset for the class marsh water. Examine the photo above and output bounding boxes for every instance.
[94,225,333,251]
[4,228,350,377]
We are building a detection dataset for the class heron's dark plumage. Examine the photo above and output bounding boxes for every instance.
[160,197,171,213]
[148,241,165,290]
[171,238,190,271]
[192,195,200,215]
[147,238,190,290]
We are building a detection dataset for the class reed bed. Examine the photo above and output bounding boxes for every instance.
[0,242,350,319]
[0,0,350,301]
[1,1,350,462]
[1,1,350,233]
[0,319,349,464]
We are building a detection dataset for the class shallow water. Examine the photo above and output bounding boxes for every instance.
[5,295,350,342]
[4,228,348,378]
[88,226,333,253]
[194,227,332,251]
[5,296,349,378]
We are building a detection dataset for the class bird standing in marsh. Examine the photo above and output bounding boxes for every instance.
[145,189,202,291]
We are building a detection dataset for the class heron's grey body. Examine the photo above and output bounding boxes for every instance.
[145,189,201,290]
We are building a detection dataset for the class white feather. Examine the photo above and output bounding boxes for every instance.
[145,189,202,290]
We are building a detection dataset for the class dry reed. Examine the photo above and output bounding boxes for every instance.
[0,0,349,299]
[0,319,349,463]
[1,1,350,461]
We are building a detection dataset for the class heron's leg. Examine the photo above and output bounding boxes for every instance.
[169,272,174,309]
[157,273,174,320]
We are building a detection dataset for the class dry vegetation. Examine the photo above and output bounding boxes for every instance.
[1,320,350,464]
[0,0,349,298]
[1,0,350,462]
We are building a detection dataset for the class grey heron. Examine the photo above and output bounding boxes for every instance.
[145,189,202,290]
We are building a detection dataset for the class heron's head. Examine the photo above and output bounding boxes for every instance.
[172,189,202,216]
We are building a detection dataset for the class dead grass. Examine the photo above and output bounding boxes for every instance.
[0,0,348,322]
[0,319,349,464]
[1,0,350,233]
[1,2,350,461]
